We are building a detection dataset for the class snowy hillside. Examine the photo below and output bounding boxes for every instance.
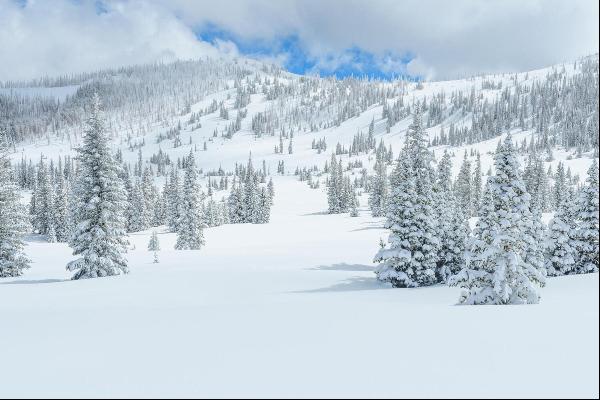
[1,52,598,398]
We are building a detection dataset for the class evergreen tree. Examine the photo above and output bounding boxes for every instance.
[434,151,469,283]
[449,136,545,304]
[244,155,260,223]
[228,180,245,223]
[128,180,147,232]
[67,94,129,280]
[256,187,272,223]
[472,152,482,215]
[374,108,439,287]
[574,160,599,274]
[165,167,180,232]
[175,151,205,250]
[524,150,550,212]
[454,152,472,217]
[327,154,342,213]
[148,230,160,263]
[553,162,567,211]
[368,157,388,217]
[54,170,70,242]
[545,198,578,276]
[0,136,30,277]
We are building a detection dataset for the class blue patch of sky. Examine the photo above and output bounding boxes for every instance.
[196,23,417,81]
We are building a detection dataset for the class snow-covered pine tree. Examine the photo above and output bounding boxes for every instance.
[54,169,70,242]
[141,167,157,227]
[449,136,545,304]
[148,230,160,263]
[175,151,205,250]
[574,160,599,274]
[228,180,245,223]
[524,149,550,213]
[368,157,388,217]
[350,189,359,217]
[545,197,578,276]
[553,162,567,211]
[267,178,275,201]
[374,107,439,287]
[454,152,472,217]
[434,151,469,283]
[66,94,129,280]
[165,166,180,232]
[243,155,260,223]
[327,153,341,213]
[472,152,482,215]
[128,180,147,232]
[0,135,30,277]
[256,186,272,223]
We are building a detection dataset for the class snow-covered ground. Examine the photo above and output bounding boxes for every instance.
[1,176,598,398]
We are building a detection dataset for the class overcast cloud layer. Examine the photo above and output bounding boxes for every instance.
[0,0,598,82]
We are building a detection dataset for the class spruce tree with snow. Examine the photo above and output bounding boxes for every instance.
[148,230,160,263]
[141,167,157,227]
[267,178,275,202]
[256,187,272,223]
[54,170,71,242]
[0,137,30,278]
[574,160,599,274]
[449,136,545,305]
[327,154,341,213]
[454,152,472,217]
[128,180,147,232]
[472,152,482,215]
[175,151,205,250]
[545,197,578,276]
[228,180,245,223]
[66,94,129,280]
[434,151,469,283]
[368,157,388,217]
[524,149,550,213]
[374,107,439,288]
[553,162,567,211]
[165,166,180,232]
[350,190,359,217]
[243,155,261,223]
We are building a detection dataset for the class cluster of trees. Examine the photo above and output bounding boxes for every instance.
[1,95,275,280]
[326,154,359,214]
[374,109,598,305]
[0,135,30,277]
[430,57,599,156]
[0,58,252,146]
[227,157,274,224]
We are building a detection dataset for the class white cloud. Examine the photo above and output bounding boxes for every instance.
[0,0,598,81]
[158,0,599,78]
[0,0,219,81]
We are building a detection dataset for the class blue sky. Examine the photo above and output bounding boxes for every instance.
[196,23,415,80]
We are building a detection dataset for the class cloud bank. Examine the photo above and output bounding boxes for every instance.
[0,0,598,82]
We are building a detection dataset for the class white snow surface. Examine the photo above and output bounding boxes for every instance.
[1,177,598,398]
